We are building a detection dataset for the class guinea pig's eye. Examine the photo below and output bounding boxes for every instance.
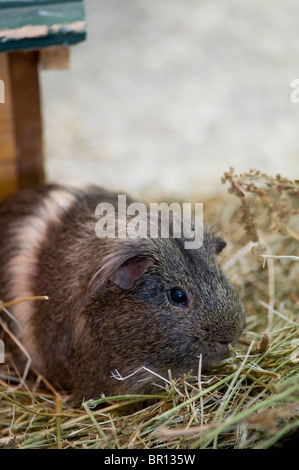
[167,288,188,307]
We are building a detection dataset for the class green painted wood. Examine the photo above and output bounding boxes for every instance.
[0,1,82,7]
[0,1,86,52]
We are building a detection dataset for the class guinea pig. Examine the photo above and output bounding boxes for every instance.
[0,184,245,401]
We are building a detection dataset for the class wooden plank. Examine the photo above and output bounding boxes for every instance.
[0,2,86,52]
[39,46,70,70]
[9,51,44,189]
[0,1,82,8]
[0,53,18,201]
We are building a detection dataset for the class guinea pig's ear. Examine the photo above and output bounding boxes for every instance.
[109,256,154,290]
[215,237,227,254]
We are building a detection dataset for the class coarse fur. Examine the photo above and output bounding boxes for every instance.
[0,184,245,401]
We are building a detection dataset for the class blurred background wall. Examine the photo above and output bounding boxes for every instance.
[40,0,299,201]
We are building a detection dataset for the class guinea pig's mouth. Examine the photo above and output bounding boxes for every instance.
[216,341,232,356]
[171,342,234,376]
[200,341,233,371]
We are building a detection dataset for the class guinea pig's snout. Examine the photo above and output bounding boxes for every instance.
[216,341,231,357]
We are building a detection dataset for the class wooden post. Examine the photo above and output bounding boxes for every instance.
[0,51,44,201]
[9,51,44,189]
[0,53,18,200]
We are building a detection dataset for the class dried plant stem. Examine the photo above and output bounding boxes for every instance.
[258,231,275,331]
[197,354,204,427]
[262,254,299,262]
[0,296,49,309]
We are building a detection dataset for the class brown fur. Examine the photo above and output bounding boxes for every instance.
[0,184,245,401]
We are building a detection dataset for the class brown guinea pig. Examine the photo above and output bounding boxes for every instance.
[0,184,245,401]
